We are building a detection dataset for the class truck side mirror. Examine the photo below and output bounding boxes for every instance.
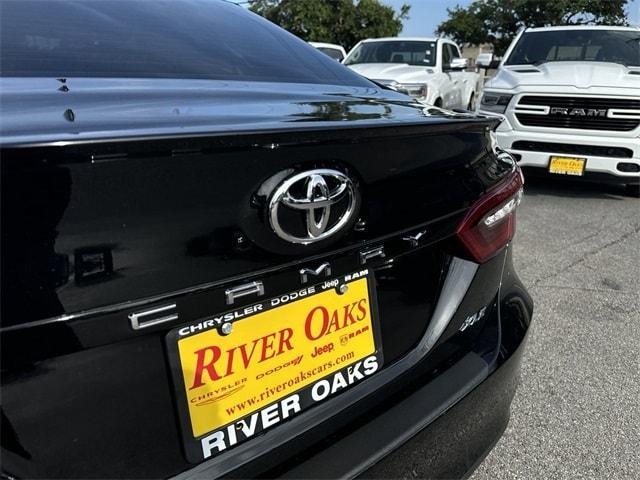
[446,58,468,71]
[475,53,493,68]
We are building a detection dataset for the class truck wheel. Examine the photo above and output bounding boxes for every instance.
[625,184,640,197]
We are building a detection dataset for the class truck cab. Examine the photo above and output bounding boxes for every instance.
[344,37,481,110]
[309,42,347,62]
[478,26,640,195]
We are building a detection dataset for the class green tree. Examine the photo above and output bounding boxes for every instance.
[249,0,410,50]
[437,0,629,55]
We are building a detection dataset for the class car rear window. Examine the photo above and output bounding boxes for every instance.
[0,0,370,86]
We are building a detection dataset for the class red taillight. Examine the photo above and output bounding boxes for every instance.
[456,169,524,263]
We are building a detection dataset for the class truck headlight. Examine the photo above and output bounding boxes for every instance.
[395,83,428,101]
[480,92,513,114]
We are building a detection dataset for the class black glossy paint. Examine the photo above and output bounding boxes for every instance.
[0,115,523,478]
[0,1,531,478]
[0,76,482,146]
[0,124,526,478]
[1,120,501,327]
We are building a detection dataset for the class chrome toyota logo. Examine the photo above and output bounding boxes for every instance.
[268,169,357,245]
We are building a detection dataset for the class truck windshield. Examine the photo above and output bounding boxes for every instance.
[506,29,640,67]
[344,41,437,67]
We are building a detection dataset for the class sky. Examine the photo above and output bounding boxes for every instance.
[382,0,640,37]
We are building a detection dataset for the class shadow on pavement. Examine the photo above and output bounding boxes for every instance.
[522,176,629,201]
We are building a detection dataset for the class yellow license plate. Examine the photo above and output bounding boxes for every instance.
[167,273,380,462]
[549,156,586,176]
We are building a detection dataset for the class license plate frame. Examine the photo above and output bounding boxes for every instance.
[166,269,383,463]
[548,156,587,176]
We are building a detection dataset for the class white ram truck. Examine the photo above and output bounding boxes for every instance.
[478,26,640,196]
[344,37,481,110]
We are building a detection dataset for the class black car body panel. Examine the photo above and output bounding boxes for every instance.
[2,116,498,324]
[0,119,510,477]
[0,1,532,478]
[0,77,476,147]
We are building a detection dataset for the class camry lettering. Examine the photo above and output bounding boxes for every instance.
[299,262,332,284]
[190,327,294,388]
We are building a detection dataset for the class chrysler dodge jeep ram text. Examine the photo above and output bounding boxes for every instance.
[0,1,533,478]
[478,26,640,196]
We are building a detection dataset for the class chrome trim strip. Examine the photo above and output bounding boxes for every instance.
[224,281,265,305]
[609,109,640,119]
[514,104,549,115]
[129,304,178,330]
[359,246,386,265]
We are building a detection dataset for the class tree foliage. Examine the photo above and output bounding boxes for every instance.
[437,0,629,55]
[249,0,410,50]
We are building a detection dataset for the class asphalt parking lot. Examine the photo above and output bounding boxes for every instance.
[472,177,640,479]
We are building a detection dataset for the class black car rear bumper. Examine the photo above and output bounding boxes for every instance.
[362,340,525,479]
[271,248,532,479]
[279,329,527,479]
[166,250,532,480]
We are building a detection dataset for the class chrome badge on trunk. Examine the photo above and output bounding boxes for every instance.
[268,169,358,245]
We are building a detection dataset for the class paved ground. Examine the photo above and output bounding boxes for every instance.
[472,177,640,479]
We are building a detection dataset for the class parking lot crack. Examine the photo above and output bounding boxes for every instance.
[532,224,640,288]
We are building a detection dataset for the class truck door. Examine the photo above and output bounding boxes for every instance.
[444,43,464,109]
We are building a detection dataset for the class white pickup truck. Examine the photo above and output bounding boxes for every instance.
[478,26,640,196]
[309,42,347,62]
[344,37,481,110]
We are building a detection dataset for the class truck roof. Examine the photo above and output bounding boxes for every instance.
[308,42,345,50]
[360,37,440,43]
[525,25,640,33]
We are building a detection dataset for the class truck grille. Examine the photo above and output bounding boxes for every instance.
[515,96,640,132]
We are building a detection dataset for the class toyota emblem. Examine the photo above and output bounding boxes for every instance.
[268,169,357,245]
